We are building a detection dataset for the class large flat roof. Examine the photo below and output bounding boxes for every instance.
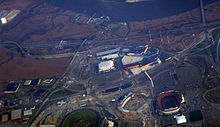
[11,109,22,120]
[98,60,114,71]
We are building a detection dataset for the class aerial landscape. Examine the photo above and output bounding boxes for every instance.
[0,0,220,127]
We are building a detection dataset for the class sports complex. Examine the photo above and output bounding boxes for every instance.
[118,92,151,113]
[156,90,184,115]
[61,109,100,127]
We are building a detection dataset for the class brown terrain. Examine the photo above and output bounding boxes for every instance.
[0,48,71,92]
[0,0,99,44]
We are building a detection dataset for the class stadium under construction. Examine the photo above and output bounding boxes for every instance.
[95,45,169,75]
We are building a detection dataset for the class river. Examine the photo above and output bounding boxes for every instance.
[42,0,218,22]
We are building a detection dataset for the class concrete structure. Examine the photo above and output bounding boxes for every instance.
[4,82,21,94]
[130,67,142,75]
[1,17,7,24]
[1,114,8,122]
[40,125,56,127]
[98,60,115,72]
[174,114,187,124]
[24,80,32,86]
[57,100,66,107]
[11,109,22,120]
[0,10,20,24]
[121,56,143,65]
[98,53,119,60]
[126,0,147,3]
[30,79,41,86]
[43,79,53,83]
[24,109,32,116]
[5,10,20,21]
[96,48,120,56]
[108,120,114,127]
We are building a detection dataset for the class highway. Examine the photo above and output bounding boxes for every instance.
[199,0,220,77]
[8,20,220,51]
[0,41,26,55]
[87,20,220,46]
[217,38,220,67]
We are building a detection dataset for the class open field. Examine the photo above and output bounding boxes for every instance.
[0,0,98,44]
[49,89,75,100]
[63,110,98,127]
[0,48,71,83]
[205,87,220,104]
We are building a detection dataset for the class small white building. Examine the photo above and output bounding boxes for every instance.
[98,60,115,72]
[24,80,32,86]
[174,114,187,124]
[108,120,114,127]
[1,17,7,24]
[24,109,32,116]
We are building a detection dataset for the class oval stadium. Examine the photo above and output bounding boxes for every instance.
[156,90,183,115]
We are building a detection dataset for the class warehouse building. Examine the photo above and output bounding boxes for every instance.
[98,60,115,72]
[96,48,120,56]
[1,114,8,122]
[11,109,22,120]
[97,53,119,60]
[4,82,21,94]
[24,80,32,86]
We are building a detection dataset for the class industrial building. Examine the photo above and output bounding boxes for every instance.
[4,82,21,94]
[1,114,8,122]
[0,10,20,24]
[11,109,22,120]
[96,48,120,56]
[98,60,115,72]
[24,109,32,116]
[24,80,32,86]
[97,53,119,60]
[30,79,41,86]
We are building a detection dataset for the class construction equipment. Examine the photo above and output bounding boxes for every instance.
[127,45,148,56]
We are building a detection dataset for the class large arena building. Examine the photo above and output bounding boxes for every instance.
[156,90,184,115]
[98,60,115,72]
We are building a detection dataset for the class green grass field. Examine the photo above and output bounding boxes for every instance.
[63,110,97,127]
[49,90,75,100]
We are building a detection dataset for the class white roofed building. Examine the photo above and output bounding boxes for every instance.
[24,80,32,86]
[1,17,7,24]
[174,114,187,124]
[98,60,115,72]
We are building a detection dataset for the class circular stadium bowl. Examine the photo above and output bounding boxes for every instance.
[156,90,182,115]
